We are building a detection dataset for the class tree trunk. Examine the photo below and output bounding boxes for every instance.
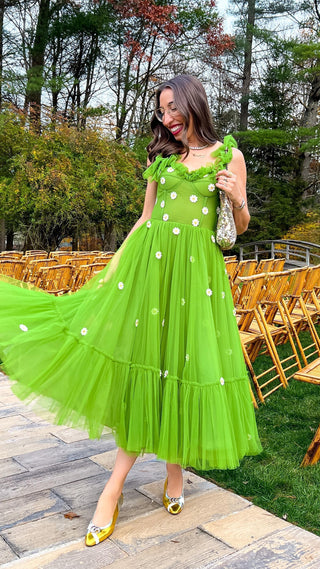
[25,0,51,131]
[240,0,256,131]
[300,72,320,183]
[0,0,4,110]
[0,218,5,251]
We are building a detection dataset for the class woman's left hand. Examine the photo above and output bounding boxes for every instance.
[215,169,244,209]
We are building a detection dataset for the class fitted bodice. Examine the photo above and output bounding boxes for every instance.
[143,135,237,231]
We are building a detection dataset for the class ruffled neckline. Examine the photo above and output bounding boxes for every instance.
[143,135,237,182]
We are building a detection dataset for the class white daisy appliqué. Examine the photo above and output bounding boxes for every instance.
[189,255,195,263]
[164,370,168,378]
[155,251,162,259]
[206,288,213,296]
[173,227,180,235]
[118,281,124,290]
[147,221,152,228]
[221,291,225,299]
[226,348,233,355]
[181,298,186,306]
[185,354,190,361]
[233,308,237,317]
[151,307,159,315]
[190,194,198,203]
[192,218,200,227]
[160,177,166,185]
[220,377,225,386]
[167,167,174,172]
[170,191,177,200]
[208,183,215,192]
[162,319,165,327]
[202,206,209,215]
[163,213,169,221]
[160,200,165,208]
[81,327,88,336]
[19,324,28,332]
[211,235,215,243]
[135,319,139,327]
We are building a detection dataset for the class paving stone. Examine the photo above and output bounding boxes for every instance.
[48,426,91,443]
[112,486,250,555]
[138,471,217,505]
[15,438,116,470]
[53,473,109,509]
[0,535,18,564]
[0,490,70,531]
[124,459,167,490]
[90,450,156,471]
[103,528,233,569]
[0,457,27,478]
[0,433,60,460]
[201,504,289,549]
[204,525,320,569]
[0,458,107,501]
[0,539,127,569]
[52,475,161,521]
[1,506,94,557]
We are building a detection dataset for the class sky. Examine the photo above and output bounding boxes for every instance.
[216,0,235,33]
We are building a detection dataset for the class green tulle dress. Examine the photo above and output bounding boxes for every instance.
[0,135,261,470]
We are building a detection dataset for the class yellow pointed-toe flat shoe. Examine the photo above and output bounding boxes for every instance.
[163,477,184,515]
[85,494,123,547]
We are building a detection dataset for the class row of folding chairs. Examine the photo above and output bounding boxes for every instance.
[224,257,286,301]
[0,252,115,293]
[234,265,320,408]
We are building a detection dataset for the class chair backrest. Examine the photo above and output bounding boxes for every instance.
[39,264,74,293]
[236,273,267,331]
[260,270,291,324]
[0,251,22,259]
[67,256,95,268]
[302,265,320,302]
[284,267,309,314]
[0,259,25,280]
[49,252,74,263]
[23,258,59,283]
[225,259,238,282]
[272,258,285,271]
[235,259,258,278]
[256,258,275,274]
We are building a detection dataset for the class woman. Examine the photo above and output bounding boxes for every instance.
[0,75,261,547]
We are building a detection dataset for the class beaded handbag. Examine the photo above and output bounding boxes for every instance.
[216,151,237,250]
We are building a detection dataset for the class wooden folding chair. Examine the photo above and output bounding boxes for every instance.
[300,265,320,325]
[38,264,74,295]
[0,259,25,280]
[240,270,304,399]
[271,258,285,271]
[235,272,291,402]
[66,256,96,269]
[279,268,320,366]
[49,252,74,264]
[25,250,47,256]
[23,258,59,284]
[231,259,258,303]
[256,258,275,274]
[22,252,48,265]
[0,251,22,259]
[225,259,238,284]
[301,423,320,466]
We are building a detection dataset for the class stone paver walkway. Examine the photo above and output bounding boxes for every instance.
[1,371,320,569]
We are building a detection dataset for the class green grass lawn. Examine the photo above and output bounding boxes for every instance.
[199,329,320,536]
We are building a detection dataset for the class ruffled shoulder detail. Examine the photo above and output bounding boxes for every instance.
[143,154,177,182]
[211,135,237,168]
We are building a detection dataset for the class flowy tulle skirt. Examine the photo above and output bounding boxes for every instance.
[0,219,261,470]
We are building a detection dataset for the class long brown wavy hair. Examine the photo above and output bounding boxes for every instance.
[147,75,220,163]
